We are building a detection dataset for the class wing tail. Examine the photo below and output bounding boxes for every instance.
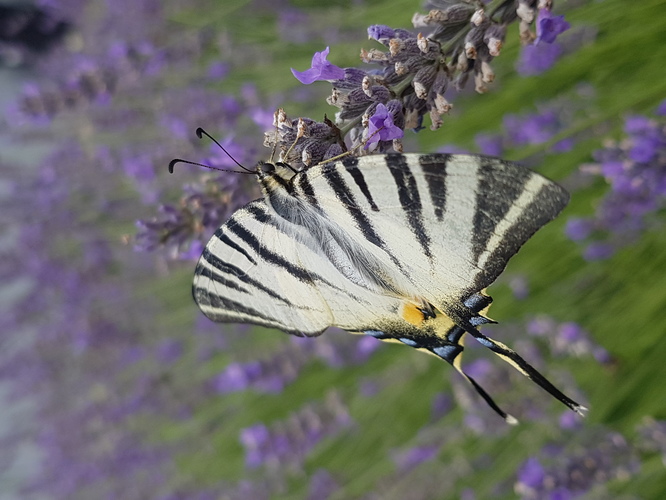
[429,326,518,425]
[459,321,588,416]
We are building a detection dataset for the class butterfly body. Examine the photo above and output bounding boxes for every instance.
[193,153,584,421]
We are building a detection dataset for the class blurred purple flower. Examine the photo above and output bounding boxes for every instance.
[509,275,529,300]
[475,133,503,156]
[155,339,184,364]
[518,42,563,76]
[291,47,345,84]
[306,469,339,500]
[515,431,639,499]
[570,108,666,260]
[392,445,439,472]
[207,61,229,80]
[565,218,593,241]
[504,109,560,146]
[558,411,581,430]
[583,241,615,261]
[535,9,571,45]
[527,316,610,363]
[657,99,666,115]
[239,393,352,469]
[517,457,545,490]
[431,393,453,420]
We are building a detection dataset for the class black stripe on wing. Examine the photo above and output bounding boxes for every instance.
[223,203,362,298]
[197,248,293,305]
[224,216,316,284]
[473,181,569,290]
[297,173,320,209]
[214,228,257,265]
[194,287,278,324]
[341,157,379,212]
[417,154,448,222]
[385,154,432,260]
[322,163,386,249]
[470,158,532,265]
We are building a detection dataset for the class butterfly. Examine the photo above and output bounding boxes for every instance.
[190,152,586,422]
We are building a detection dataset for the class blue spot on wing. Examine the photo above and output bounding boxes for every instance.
[433,346,457,359]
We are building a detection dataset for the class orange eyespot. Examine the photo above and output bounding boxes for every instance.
[401,302,426,326]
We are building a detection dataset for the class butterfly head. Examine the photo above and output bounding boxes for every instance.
[256,161,300,194]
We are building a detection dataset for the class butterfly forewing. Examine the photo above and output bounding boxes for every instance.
[296,154,569,321]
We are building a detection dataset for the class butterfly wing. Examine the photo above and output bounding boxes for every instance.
[192,200,410,336]
[194,153,582,418]
[294,153,569,325]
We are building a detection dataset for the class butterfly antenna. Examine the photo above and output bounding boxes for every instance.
[195,127,254,173]
[168,158,254,175]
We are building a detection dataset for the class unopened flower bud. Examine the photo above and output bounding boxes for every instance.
[517,1,535,23]
[413,65,437,99]
[471,9,487,26]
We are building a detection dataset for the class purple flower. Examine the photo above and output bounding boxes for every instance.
[517,457,545,490]
[535,9,571,45]
[504,110,559,145]
[239,394,352,469]
[518,42,563,75]
[558,411,581,430]
[431,393,453,420]
[211,361,262,393]
[564,218,593,241]
[584,241,615,261]
[515,431,639,499]
[657,99,666,116]
[155,339,183,363]
[392,445,439,472]
[306,469,339,500]
[509,275,529,300]
[291,47,345,84]
[367,25,395,42]
[207,61,229,80]
[365,103,404,149]
[475,133,503,156]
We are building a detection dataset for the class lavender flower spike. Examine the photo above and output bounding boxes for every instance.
[291,46,345,84]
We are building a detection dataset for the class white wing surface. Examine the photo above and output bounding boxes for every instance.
[293,153,569,325]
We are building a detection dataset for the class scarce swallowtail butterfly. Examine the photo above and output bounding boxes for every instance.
[188,152,586,423]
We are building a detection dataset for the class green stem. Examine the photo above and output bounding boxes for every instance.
[389,73,416,97]
[338,115,363,136]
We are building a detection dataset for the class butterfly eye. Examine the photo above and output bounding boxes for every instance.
[259,162,276,175]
